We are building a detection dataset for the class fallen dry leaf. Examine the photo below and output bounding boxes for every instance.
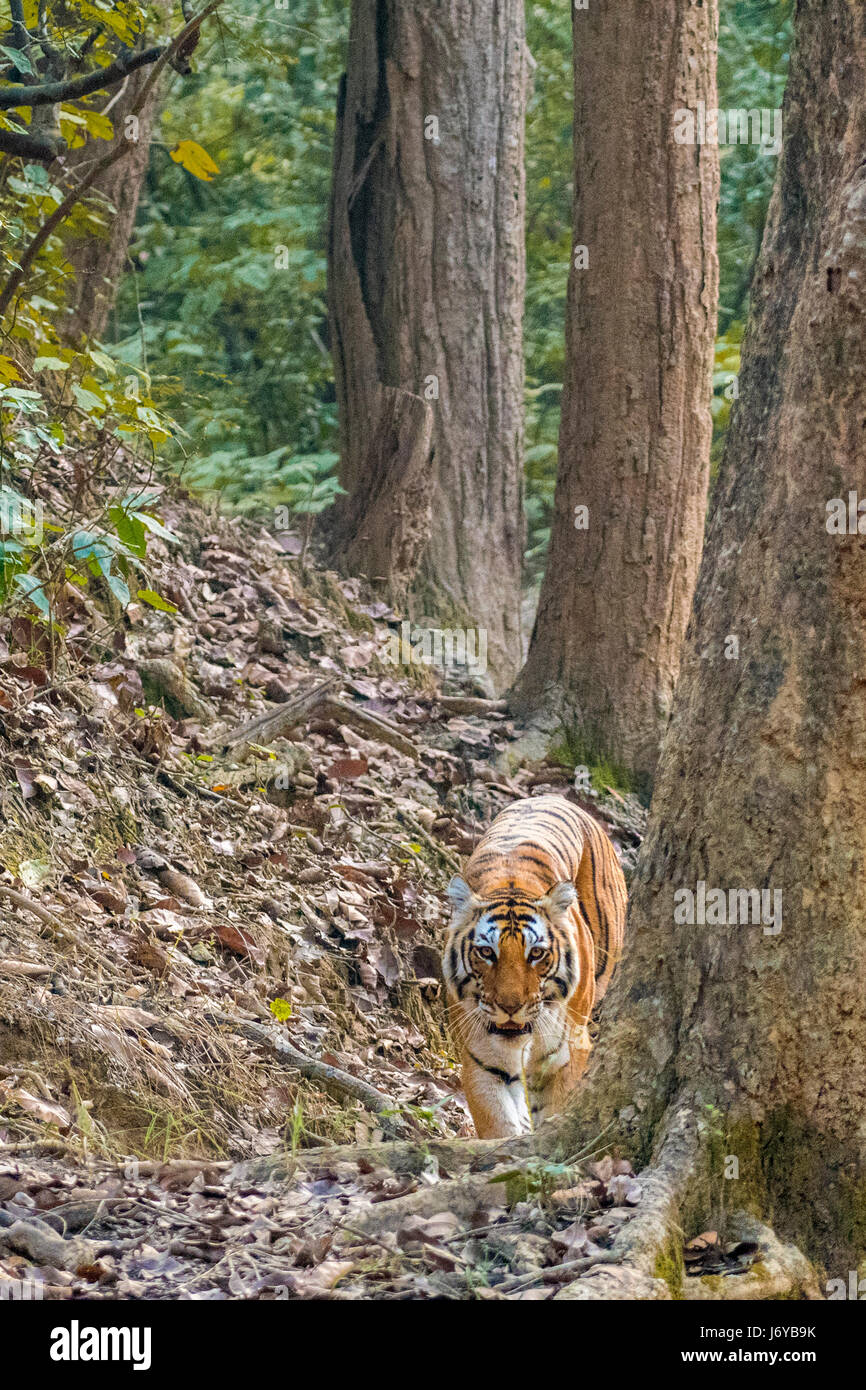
[0,1083,71,1130]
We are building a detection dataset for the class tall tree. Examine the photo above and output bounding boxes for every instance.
[62,66,163,342]
[551,0,866,1274]
[511,0,720,788]
[327,0,527,687]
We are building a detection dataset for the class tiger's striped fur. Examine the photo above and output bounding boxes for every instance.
[442,794,626,1138]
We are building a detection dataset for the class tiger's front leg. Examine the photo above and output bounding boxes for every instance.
[461,1049,532,1139]
[526,1016,592,1127]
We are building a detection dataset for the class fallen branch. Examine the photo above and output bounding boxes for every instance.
[436,696,508,716]
[217,677,419,761]
[0,1216,97,1271]
[493,1249,623,1296]
[317,695,419,760]
[219,674,339,751]
[232,1131,539,1185]
[206,1011,409,1136]
[0,883,74,944]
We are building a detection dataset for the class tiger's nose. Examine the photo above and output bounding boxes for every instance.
[499,998,523,1018]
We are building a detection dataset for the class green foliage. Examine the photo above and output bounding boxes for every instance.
[0,0,147,159]
[0,467,179,620]
[184,444,342,516]
[111,0,347,519]
[712,1,792,453]
[523,3,572,574]
[0,1,193,622]
[717,1,792,334]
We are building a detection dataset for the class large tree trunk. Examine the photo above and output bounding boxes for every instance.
[62,66,162,341]
[511,0,719,788]
[557,0,866,1271]
[328,0,527,689]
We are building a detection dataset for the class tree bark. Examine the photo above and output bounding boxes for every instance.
[328,385,434,602]
[61,66,161,341]
[557,0,866,1269]
[328,0,527,689]
[511,0,719,788]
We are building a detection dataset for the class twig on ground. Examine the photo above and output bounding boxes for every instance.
[0,884,74,944]
[435,696,508,716]
[206,1011,410,1135]
[492,1249,623,1295]
[317,695,420,760]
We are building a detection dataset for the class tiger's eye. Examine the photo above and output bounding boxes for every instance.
[528,946,546,963]
[476,945,496,961]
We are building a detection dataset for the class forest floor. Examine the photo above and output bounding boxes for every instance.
[0,449,668,1298]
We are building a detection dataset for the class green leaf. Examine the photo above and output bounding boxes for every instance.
[137,588,178,614]
[33,356,69,372]
[13,570,49,616]
[106,571,130,607]
[71,384,106,413]
[137,512,179,544]
[109,506,147,558]
[0,44,34,73]
[81,109,114,141]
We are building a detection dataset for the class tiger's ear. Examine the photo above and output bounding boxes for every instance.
[447,875,478,917]
[538,881,577,916]
[447,875,473,908]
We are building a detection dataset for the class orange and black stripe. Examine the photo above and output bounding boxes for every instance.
[464,794,625,995]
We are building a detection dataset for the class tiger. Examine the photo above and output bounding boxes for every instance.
[442,794,627,1139]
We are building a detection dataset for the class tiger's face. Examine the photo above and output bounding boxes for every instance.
[443,876,580,1040]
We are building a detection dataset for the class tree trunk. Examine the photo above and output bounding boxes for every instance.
[328,0,527,689]
[557,0,866,1271]
[62,67,161,342]
[329,386,434,604]
[511,0,719,788]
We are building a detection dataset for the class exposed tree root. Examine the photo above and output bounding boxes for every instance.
[232,1131,542,1185]
[233,1093,821,1301]
[343,1171,512,1235]
[554,1098,820,1301]
[680,1215,820,1302]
